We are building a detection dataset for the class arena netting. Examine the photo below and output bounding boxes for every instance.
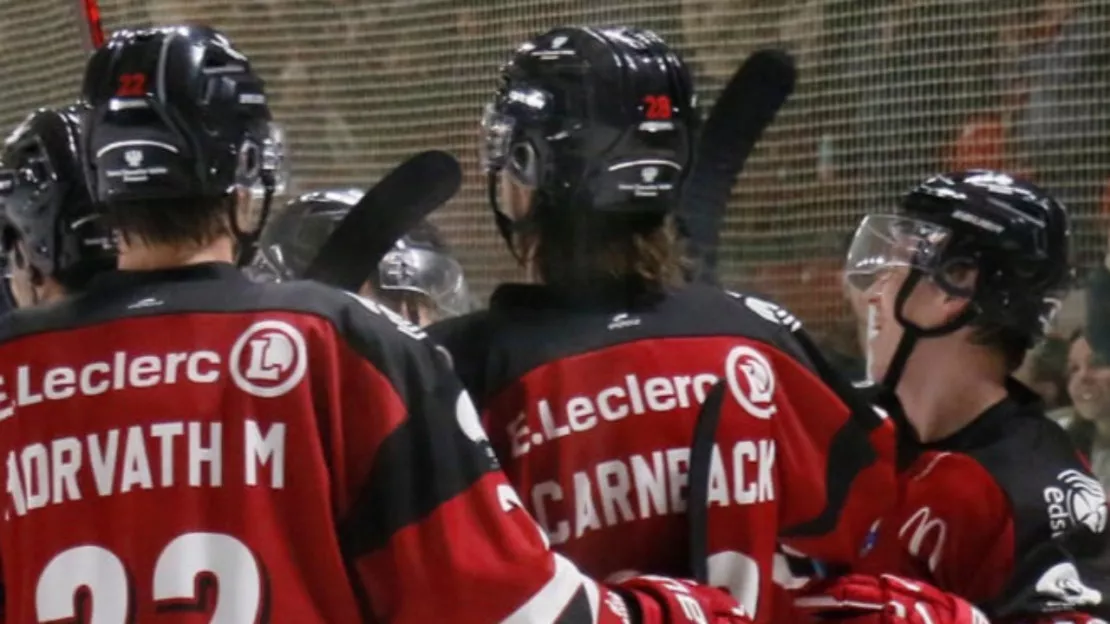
[1,0,1107,354]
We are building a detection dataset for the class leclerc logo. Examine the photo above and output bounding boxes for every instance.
[229,320,308,398]
[725,345,777,420]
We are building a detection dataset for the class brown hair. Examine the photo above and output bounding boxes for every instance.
[107,196,233,248]
[968,324,1032,374]
[523,209,686,292]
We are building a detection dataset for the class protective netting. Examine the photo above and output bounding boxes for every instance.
[1,1,1107,353]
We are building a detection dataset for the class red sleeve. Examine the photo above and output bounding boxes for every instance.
[327,301,729,623]
[909,455,1014,603]
[768,348,900,568]
[857,452,1015,603]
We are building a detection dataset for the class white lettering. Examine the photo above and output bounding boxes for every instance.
[631,452,667,519]
[596,460,635,526]
[6,451,26,516]
[4,420,287,518]
[566,397,596,432]
[531,481,570,545]
[21,443,50,511]
[129,356,161,388]
[88,430,120,496]
[17,367,44,406]
[119,426,153,493]
[188,423,222,487]
[43,367,75,400]
[245,420,285,489]
[0,378,12,422]
[644,377,676,411]
[0,350,223,419]
[51,437,82,505]
[150,423,183,487]
[524,442,777,544]
[80,362,110,395]
[666,448,690,513]
[573,471,603,538]
[514,372,724,457]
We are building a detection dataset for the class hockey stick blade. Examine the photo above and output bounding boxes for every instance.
[304,150,462,291]
[679,49,797,284]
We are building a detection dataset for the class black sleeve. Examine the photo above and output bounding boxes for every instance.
[978,418,1110,619]
[426,311,493,409]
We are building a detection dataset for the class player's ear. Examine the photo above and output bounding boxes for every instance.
[232,187,261,237]
[498,166,536,223]
[934,271,976,326]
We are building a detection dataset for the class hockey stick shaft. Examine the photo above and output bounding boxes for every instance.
[75,0,106,51]
[683,51,797,583]
[679,50,797,284]
[304,150,462,292]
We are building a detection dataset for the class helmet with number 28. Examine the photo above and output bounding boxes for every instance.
[480,26,699,255]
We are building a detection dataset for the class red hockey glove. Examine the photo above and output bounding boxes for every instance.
[794,573,990,624]
[614,574,754,623]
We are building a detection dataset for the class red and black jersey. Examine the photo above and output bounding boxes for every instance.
[429,281,898,622]
[853,381,1110,620]
[0,262,635,624]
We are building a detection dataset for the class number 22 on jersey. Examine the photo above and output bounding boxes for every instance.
[36,532,264,624]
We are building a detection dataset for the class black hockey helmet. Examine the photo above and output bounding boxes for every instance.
[480,26,698,252]
[0,105,114,280]
[80,26,286,252]
[250,188,470,318]
[846,170,1071,383]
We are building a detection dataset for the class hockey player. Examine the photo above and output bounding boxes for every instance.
[0,25,752,623]
[0,105,114,308]
[428,25,927,623]
[800,170,1109,623]
[249,187,471,326]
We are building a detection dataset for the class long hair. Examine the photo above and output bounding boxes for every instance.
[524,208,686,293]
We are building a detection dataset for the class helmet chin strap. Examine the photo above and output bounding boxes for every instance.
[228,175,275,268]
[488,171,541,266]
[880,270,979,390]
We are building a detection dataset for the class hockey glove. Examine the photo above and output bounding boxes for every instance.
[614,574,754,623]
[794,573,990,624]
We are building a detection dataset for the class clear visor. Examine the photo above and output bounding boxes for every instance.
[237,123,289,236]
[479,102,516,174]
[844,214,951,290]
[240,122,289,199]
[378,247,471,318]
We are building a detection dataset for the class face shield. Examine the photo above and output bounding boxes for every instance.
[378,246,471,319]
[479,86,552,174]
[236,122,289,237]
[480,101,517,175]
[844,214,954,293]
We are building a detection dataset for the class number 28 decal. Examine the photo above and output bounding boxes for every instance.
[643,94,673,120]
[36,532,267,624]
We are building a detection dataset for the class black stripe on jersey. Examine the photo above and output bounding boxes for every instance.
[553,586,597,623]
[335,340,500,558]
[428,283,818,410]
